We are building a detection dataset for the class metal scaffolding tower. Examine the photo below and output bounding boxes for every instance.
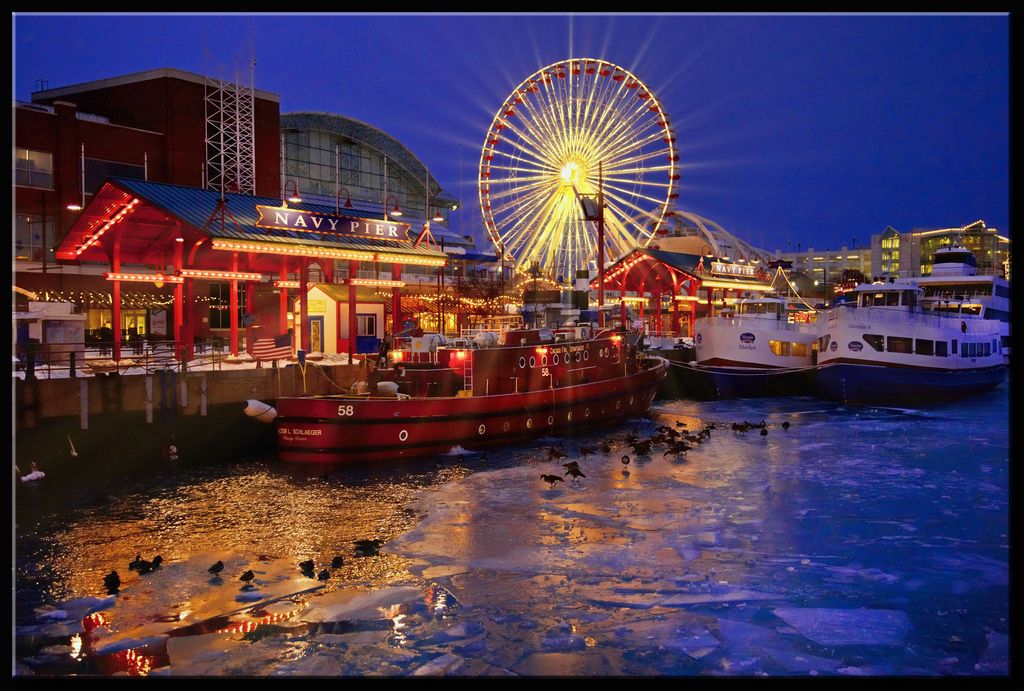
[204,76,256,196]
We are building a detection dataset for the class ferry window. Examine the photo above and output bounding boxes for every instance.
[769,340,790,356]
[951,339,957,354]
[583,350,589,361]
[968,343,977,358]
[820,334,831,351]
[935,341,948,357]
[960,343,968,357]
[887,336,913,353]
[552,354,559,365]
[863,334,885,352]
[575,351,582,362]
[519,356,526,368]
[529,356,536,368]
[915,339,934,356]
[791,342,808,357]
[885,292,900,307]
[983,342,991,357]
[541,355,548,366]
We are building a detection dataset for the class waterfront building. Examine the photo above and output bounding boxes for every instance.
[871,220,1010,280]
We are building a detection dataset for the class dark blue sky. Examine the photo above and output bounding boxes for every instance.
[13,13,1009,254]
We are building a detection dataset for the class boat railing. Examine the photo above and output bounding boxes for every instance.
[827,305,1001,333]
[699,316,815,334]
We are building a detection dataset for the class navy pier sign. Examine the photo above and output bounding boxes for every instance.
[255,206,411,241]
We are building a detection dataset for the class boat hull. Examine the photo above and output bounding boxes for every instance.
[815,360,1007,405]
[275,357,668,462]
[664,360,818,400]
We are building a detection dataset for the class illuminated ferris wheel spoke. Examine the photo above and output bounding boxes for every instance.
[480,58,678,280]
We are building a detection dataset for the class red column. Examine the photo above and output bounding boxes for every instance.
[245,281,255,355]
[638,280,646,323]
[173,237,184,361]
[112,238,121,361]
[229,253,239,356]
[279,257,289,335]
[689,279,698,337]
[348,260,358,360]
[671,276,681,336]
[655,291,662,336]
[184,278,195,361]
[299,260,309,353]
[620,273,628,328]
[391,262,402,337]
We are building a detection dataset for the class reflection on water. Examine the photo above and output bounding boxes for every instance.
[14,385,1009,676]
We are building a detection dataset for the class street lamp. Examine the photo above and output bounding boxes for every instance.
[431,207,445,223]
[335,187,352,213]
[384,195,402,220]
[283,179,302,204]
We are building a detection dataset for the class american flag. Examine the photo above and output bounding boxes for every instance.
[252,332,293,361]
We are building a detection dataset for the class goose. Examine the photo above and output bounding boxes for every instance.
[540,474,563,488]
[564,467,586,483]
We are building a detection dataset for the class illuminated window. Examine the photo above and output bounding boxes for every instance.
[769,340,790,356]
[791,342,808,357]
[14,147,53,189]
[13,214,53,261]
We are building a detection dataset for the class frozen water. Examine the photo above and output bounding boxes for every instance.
[14,388,1009,676]
[772,608,911,646]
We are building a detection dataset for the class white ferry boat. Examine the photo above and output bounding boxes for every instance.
[668,295,821,399]
[898,246,1010,361]
[816,282,1006,405]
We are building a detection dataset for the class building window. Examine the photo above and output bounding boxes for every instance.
[357,314,377,337]
[84,158,146,196]
[13,214,54,262]
[14,147,53,189]
[209,282,246,329]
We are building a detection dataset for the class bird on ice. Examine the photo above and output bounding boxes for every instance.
[208,560,224,575]
[540,474,563,488]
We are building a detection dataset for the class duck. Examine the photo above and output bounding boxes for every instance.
[760,427,768,437]
[621,455,630,466]
[317,569,330,581]
[540,474,563,488]
[208,560,224,575]
[239,569,255,584]
[103,570,121,593]
[562,460,581,471]
[331,555,344,568]
[354,539,384,557]
[782,421,791,430]
[564,467,586,483]
[547,447,567,461]
[129,553,144,571]
[151,555,163,569]
[298,559,315,572]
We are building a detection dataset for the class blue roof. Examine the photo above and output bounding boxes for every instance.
[106,177,447,259]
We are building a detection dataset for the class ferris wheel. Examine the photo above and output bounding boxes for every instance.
[479,58,679,282]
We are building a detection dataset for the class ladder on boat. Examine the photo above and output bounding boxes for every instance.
[462,350,474,394]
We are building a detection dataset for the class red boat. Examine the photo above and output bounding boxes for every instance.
[275,323,668,462]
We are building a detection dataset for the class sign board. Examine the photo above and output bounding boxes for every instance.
[255,206,411,241]
[150,310,168,336]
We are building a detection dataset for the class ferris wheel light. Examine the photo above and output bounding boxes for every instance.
[479,58,678,282]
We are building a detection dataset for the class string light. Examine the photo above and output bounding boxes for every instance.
[105,272,184,284]
[178,269,264,281]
